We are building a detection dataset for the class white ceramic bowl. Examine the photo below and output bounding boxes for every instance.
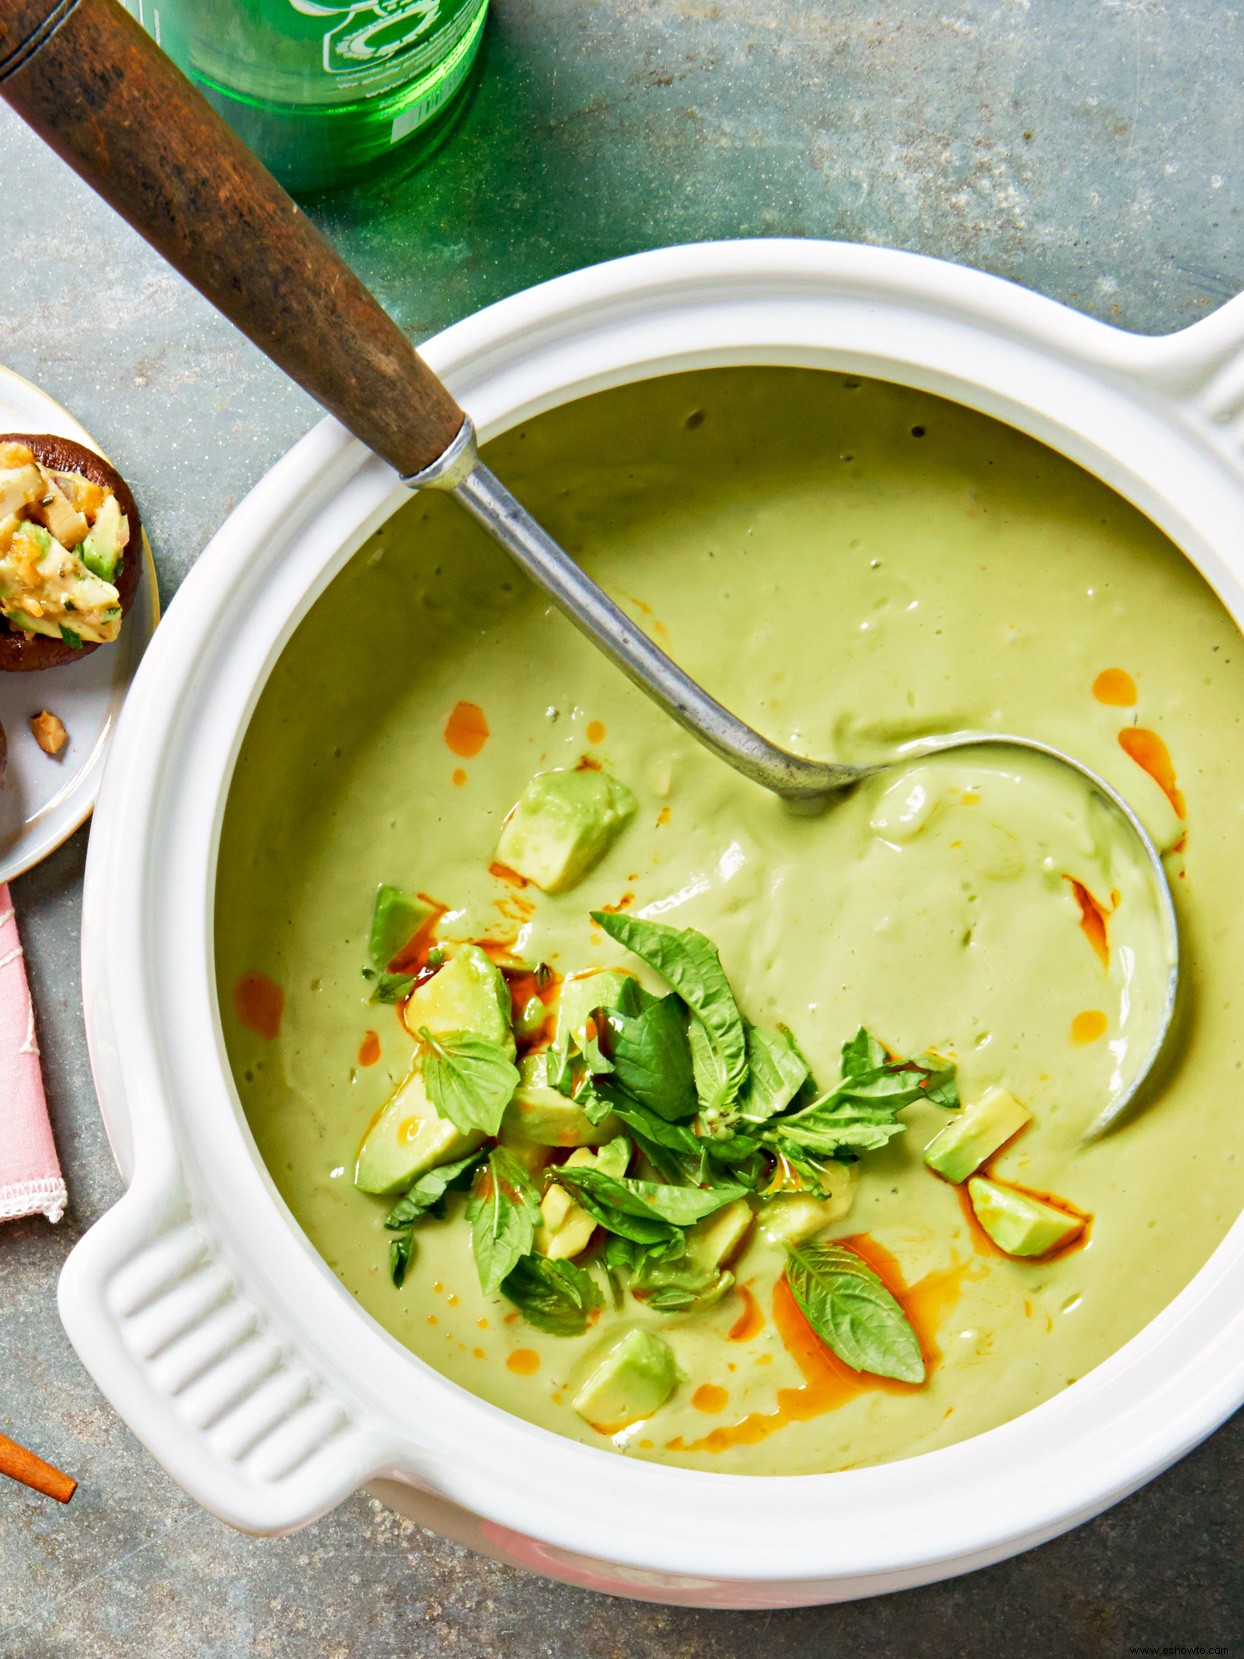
[61,241,1244,1608]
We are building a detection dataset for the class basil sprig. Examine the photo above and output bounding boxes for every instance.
[760,1028,959,1161]
[785,1239,926,1384]
[419,1026,520,1136]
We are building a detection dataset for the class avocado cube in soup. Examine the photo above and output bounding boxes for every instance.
[355,1070,485,1194]
[572,1327,678,1433]
[496,769,636,893]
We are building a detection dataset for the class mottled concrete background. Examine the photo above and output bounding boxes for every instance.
[2,2,1241,1655]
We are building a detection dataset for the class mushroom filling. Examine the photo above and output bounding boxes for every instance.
[0,440,127,647]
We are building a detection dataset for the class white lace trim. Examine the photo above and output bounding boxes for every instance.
[0,1175,67,1224]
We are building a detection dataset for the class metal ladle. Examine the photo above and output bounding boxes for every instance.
[0,0,1177,1135]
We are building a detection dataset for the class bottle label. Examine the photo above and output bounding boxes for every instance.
[287,0,478,88]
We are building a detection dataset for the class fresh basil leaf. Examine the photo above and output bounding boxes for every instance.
[841,1027,887,1077]
[556,1166,748,1231]
[591,912,748,1110]
[785,1240,925,1384]
[389,1229,417,1287]
[467,1147,543,1294]
[501,1254,603,1336]
[371,971,416,1005]
[419,1027,520,1136]
[736,1025,810,1123]
[687,1013,732,1115]
[384,1149,484,1230]
[605,1093,703,1158]
[600,996,697,1121]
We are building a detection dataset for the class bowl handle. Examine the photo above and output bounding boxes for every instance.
[1123,293,1244,439]
[58,1150,398,1535]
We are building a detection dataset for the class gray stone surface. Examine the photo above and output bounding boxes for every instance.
[2,1,1242,1653]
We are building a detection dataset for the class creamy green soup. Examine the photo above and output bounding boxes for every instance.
[217,367,1244,1475]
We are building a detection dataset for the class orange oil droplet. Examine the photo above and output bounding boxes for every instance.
[586,720,606,744]
[1093,668,1138,706]
[1064,877,1111,967]
[1118,727,1185,818]
[692,1383,729,1414]
[657,806,671,827]
[1071,1009,1108,1045]
[234,972,283,1040]
[444,700,489,758]
[452,768,467,787]
[357,1029,381,1067]
[472,1347,485,1360]
[507,1348,541,1376]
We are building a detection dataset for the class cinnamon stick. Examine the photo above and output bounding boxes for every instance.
[0,1430,76,1502]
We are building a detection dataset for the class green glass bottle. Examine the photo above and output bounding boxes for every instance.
[132,0,488,191]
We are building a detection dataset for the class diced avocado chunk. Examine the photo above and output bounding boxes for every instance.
[554,968,634,1049]
[401,944,514,1054]
[536,1136,630,1259]
[496,768,636,894]
[355,1069,485,1194]
[686,1197,753,1272]
[572,1327,677,1432]
[368,884,433,970]
[501,1051,620,1147]
[924,1085,1030,1183]
[968,1176,1083,1258]
[80,494,126,583]
[752,1166,857,1248]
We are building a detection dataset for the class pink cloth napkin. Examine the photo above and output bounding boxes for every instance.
[0,884,65,1223]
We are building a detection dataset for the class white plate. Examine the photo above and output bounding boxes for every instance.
[0,364,159,880]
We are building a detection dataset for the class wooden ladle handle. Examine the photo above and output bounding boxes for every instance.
[0,0,466,479]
